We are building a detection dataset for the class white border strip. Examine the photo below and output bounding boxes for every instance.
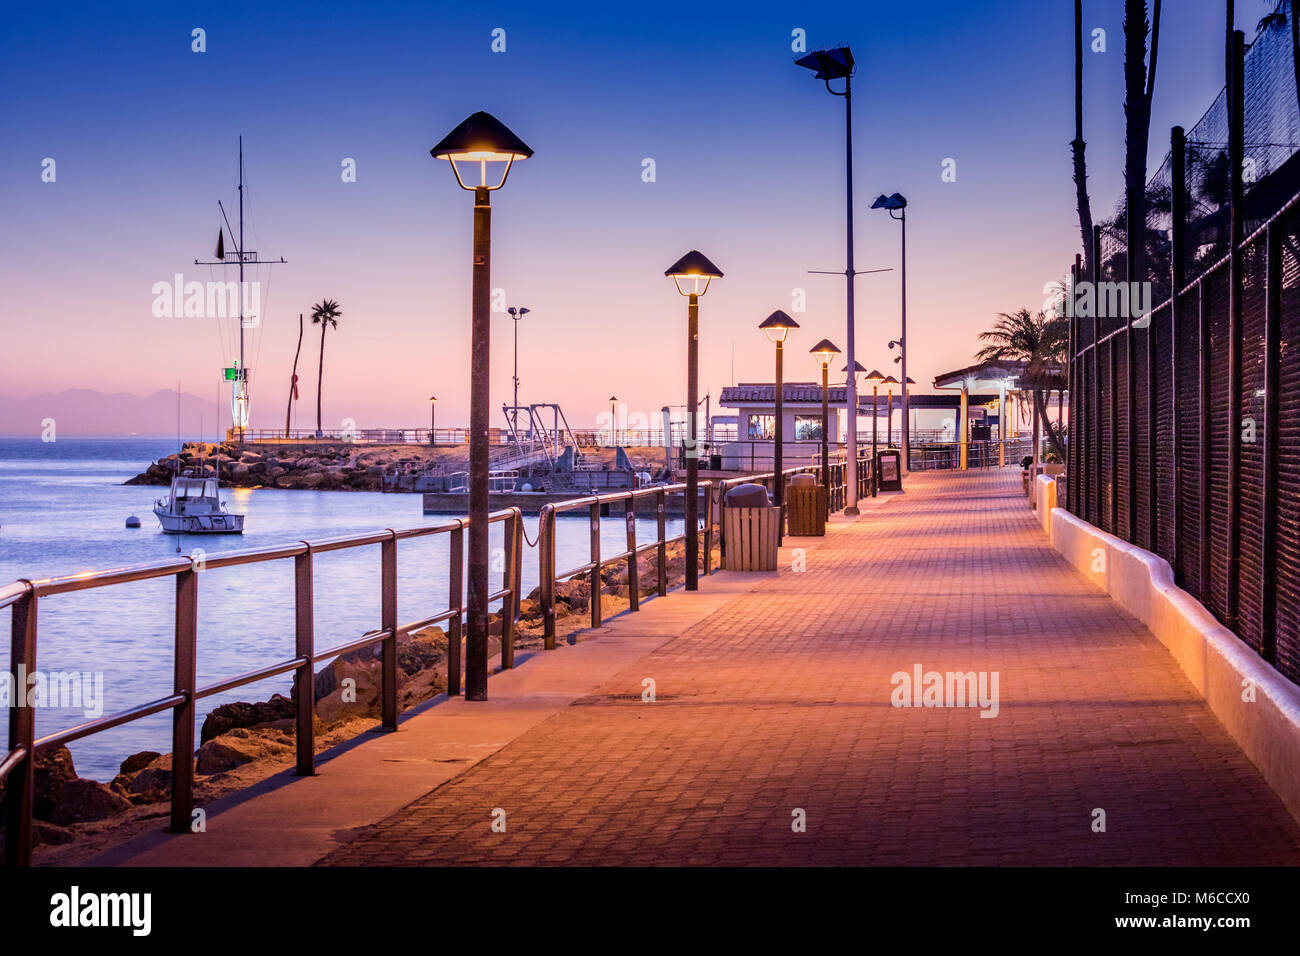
[1036,474,1300,825]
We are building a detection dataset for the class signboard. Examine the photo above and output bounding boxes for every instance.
[876,449,903,492]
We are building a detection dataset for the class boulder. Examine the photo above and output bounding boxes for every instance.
[33,746,78,821]
[119,750,161,776]
[128,762,173,797]
[554,578,590,610]
[200,694,296,743]
[50,778,130,826]
[195,728,291,775]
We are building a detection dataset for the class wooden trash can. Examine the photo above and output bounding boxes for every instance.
[785,484,827,536]
[722,506,779,571]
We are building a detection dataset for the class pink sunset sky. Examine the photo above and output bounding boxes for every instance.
[1,0,1269,435]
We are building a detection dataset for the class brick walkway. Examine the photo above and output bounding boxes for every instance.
[321,470,1300,866]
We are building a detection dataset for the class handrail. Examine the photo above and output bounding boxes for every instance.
[534,460,858,648]
[2,457,872,866]
[0,507,524,867]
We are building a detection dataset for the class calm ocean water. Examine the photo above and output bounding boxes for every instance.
[0,437,679,780]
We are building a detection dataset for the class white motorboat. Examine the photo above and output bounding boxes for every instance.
[153,475,244,534]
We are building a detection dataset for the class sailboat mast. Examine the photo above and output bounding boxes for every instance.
[238,136,245,441]
[195,136,286,444]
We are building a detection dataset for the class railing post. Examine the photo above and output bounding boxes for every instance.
[703,482,714,576]
[381,532,398,730]
[625,500,639,611]
[1261,223,1282,664]
[1198,280,1211,598]
[589,501,602,628]
[5,586,36,867]
[501,511,519,670]
[1225,29,1245,629]
[1093,224,1103,527]
[294,545,315,776]
[656,489,667,596]
[1170,125,1186,576]
[1068,257,1079,514]
[448,522,464,693]
[539,508,556,651]
[1109,336,1118,533]
[171,566,197,835]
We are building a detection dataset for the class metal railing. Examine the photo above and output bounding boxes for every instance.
[1,454,876,866]
[0,509,524,867]
[908,439,1035,472]
[533,458,869,647]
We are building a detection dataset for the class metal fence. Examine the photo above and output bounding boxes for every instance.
[1065,12,1300,690]
[909,439,1034,472]
[1,458,862,866]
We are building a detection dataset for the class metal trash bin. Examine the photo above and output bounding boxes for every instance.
[722,483,778,571]
[786,474,827,536]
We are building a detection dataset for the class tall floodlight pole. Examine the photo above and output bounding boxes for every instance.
[666,251,724,592]
[796,46,864,513]
[873,193,910,471]
[431,111,532,701]
[507,306,530,431]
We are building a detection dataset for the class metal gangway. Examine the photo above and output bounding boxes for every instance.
[501,403,585,471]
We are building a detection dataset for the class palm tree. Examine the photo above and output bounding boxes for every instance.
[310,299,342,437]
[1072,0,1095,276]
[975,308,1069,462]
[1123,0,1162,285]
[285,312,303,438]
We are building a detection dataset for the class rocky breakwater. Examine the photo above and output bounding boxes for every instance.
[125,441,445,492]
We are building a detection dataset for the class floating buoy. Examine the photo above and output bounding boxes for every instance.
[125,515,141,528]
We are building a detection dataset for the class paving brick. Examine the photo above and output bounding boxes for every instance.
[320,470,1300,866]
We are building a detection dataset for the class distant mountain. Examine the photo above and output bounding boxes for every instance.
[0,389,226,439]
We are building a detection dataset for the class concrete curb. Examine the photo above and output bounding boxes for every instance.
[1036,474,1300,827]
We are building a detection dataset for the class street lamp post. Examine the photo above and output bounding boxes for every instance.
[506,306,530,432]
[865,369,884,496]
[431,110,532,701]
[873,192,910,471]
[609,395,618,445]
[883,375,898,447]
[666,250,723,592]
[795,46,861,515]
[428,395,437,445]
[760,311,800,544]
[810,339,841,511]
[842,359,865,494]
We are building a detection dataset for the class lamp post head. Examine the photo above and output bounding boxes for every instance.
[883,375,899,387]
[665,250,724,297]
[759,309,800,343]
[794,46,855,81]
[431,111,533,190]
[429,395,437,402]
[872,192,908,210]
[864,369,885,386]
[842,360,867,374]
[810,338,841,367]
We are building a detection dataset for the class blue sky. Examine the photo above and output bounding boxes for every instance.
[0,0,1281,431]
